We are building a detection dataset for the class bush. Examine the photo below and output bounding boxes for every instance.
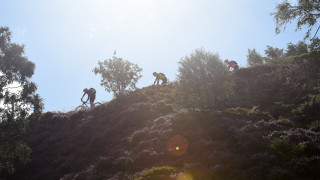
[272,101,295,118]
[309,120,320,132]
[152,102,174,115]
[292,94,320,124]
[221,107,273,121]
[135,166,180,180]
[177,48,233,111]
[269,136,306,161]
[277,118,293,128]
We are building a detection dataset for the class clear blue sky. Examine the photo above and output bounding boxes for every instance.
[1,0,305,112]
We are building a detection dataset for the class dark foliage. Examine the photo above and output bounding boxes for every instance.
[177,48,233,111]
[9,83,320,180]
[273,0,320,40]
[0,26,43,177]
[10,50,320,179]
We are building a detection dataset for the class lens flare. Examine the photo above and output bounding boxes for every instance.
[167,134,188,156]
[178,173,193,180]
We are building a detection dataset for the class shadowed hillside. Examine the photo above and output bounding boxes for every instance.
[10,51,320,180]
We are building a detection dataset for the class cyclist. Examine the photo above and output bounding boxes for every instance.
[81,88,96,108]
[153,72,167,85]
[224,59,239,71]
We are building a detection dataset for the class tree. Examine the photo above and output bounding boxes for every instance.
[286,41,309,57]
[0,27,43,176]
[272,0,320,40]
[177,48,233,110]
[93,51,143,97]
[264,46,284,63]
[247,48,264,66]
[265,46,284,59]
[309,37,320,50]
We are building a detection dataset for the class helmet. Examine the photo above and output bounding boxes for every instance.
[153,72,157,76]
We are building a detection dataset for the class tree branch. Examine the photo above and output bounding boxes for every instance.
[311,25,320,40]
[3,86,22,90]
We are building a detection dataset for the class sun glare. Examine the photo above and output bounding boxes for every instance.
[68,0,186,36]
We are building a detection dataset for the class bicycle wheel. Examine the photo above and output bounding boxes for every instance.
[94,102,102,106]
[75,104,87,111]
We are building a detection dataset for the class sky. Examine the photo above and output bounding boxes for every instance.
[0,0,307,112]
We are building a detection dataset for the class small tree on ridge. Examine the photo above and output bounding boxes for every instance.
[177,48,233,110]
[93,51,143,97]
[247,48,264,66]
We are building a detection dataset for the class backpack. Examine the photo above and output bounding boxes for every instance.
[157,73,166,80]
[230,61,237,64]
[88,88,96,95]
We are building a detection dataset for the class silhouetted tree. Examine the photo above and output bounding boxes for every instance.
[286,41,309,57]
[309,37,320,50]
[177,48,233,110]
[273,0,320,40]
[264,46,284,62]
[0,27,43,177]
[93,51,142,97]
[247,48,264,66]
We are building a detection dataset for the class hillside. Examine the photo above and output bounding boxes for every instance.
[10,51,320,179]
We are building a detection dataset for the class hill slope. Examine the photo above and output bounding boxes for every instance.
[10,85,320,180]
[11,50,320,179]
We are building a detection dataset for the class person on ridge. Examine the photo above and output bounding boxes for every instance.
[224,59,239,71]
[81,88,96,108]
[153,72,167,85]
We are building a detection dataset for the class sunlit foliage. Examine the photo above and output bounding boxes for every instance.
[273,0,320,40]
[247,48,264,66]
[177,48,233,110]
[93,51,143,97]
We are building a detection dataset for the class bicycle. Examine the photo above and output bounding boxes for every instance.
[75,101,102,111]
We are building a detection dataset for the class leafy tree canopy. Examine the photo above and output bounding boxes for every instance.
[247,40,318,66]
[0,27,43,176]
[93,51,143,97]
[273,0,320,40]
[309,37,320,50]
[286,41,308,57]
[177,48,233,110]
[265,45,284,60]
[247,48,264,66]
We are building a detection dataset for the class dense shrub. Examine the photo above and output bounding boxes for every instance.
[221,107,273,121]
[11,50,320,179]
[229,50,320,120]
[266,128,320,159]
[177,48,233,111]
[268,136,306,161]
[291,94,320,125]
[309,120,320,132]
[135,166,180,180]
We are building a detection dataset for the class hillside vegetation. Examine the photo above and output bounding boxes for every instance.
[11,50,320,179]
